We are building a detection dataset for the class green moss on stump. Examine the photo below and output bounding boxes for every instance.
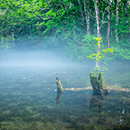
[90,73,108,95]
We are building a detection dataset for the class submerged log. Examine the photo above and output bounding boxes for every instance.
[90,72,108,95]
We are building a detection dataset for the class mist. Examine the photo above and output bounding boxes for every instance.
[0,50,130,130]
[0,51,82,68]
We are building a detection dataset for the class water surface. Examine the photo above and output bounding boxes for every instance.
[0,62,130,130]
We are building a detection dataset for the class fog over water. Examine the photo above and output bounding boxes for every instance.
[0,51,95,93]
[0,51,130,86]
[0,51,130,129]
[0,51,76,68]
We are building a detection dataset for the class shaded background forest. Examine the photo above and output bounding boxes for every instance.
[0,0,130,62]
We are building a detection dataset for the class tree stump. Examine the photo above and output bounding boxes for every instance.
[89,72,108,95]
[56,76,63,91]
[56,76,63,104]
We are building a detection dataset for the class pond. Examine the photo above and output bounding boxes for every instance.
[0,61,130,130]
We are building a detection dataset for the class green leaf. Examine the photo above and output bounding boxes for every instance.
[108,48,114,52]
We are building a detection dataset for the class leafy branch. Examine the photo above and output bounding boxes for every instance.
[87,37,114,74]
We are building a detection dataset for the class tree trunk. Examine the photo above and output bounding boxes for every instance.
[1,22,4,47]
[93,0,100,69]
[124,0,130,40]
[107,0,110,48]
[90,1,109,96]
[90,73,108,95]
[83,0,90,35]
[12,26,15,51]
[94,0,100,38]
[89,73,109,111]
[78,0,85,29]
[115,0,119,42]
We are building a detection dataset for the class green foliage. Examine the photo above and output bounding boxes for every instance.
[87,37,114,62]
[87,37,114,72]
[113,47,130,60]
[0,0,129,62]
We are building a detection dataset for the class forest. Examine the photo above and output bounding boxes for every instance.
[1,1,130,130]
[0,0,130,62]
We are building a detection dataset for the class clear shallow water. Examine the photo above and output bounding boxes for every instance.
[0,63,130,130]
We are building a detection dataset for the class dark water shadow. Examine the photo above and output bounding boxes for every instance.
[89,92,108,113]
[56,90,63,104]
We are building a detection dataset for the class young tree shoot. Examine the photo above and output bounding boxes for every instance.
[87,37,114,95]
[87,37,114,77]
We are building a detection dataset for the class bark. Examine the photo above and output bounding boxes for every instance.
[94,0,100,38]
[12,26,15,50]
[56,76,63,91]
[93,0,100,69]
[115,0,119,42]
[1,22,4,46]
[78,0,85,29]
[89,73,108,95]
[107,0,110,48]
[123,1,128,25]
[83,0,90,35]
[86,15,90,35]
[56,76,63,104]
[124,0,130,39]
[89,72,109,112]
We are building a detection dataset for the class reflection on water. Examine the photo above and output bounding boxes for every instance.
[56,90,63,104]
[0,63,130,130]
[89,92,108,113]
[56,76,63,104]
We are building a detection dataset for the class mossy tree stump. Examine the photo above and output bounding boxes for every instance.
[56,76,63,91]
[90,72,108,95]
[56,76,63,104]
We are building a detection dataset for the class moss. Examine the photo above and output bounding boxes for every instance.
[87,124,103,130]
[56,77,63,91]
[68,121,87,130]
[57,81,63,91]
[89,72,107,94]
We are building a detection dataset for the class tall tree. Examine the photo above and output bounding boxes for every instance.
[115,0,119,42]
[107,0,110,48]
[78,0,85,30]
[83,0,90,35]
[93,0,100,69]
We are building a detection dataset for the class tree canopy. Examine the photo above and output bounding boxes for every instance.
[0,0,130,60]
